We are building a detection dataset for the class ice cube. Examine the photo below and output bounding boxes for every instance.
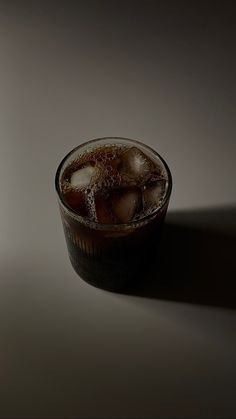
[118,147,154,184]
[63,189,88,217]
[94,187,142,224]
[70,164,97,189]
[94,193,116,224]
[111,187,142,223]
[143,180,166,211]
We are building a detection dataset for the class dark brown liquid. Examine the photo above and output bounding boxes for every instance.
[61,145,167,223]
[59,145,169,290]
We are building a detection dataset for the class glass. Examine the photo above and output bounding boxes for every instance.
[55,137,172,291]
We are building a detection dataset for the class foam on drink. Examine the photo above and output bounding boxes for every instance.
[60,145,168,224]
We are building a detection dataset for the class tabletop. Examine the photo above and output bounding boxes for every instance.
[0,2,236,418]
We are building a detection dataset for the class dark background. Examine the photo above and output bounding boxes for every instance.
[0,1,236,418]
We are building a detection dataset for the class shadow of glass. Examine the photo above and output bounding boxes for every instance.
[124,206,236,309]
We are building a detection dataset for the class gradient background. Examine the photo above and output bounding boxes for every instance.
[0,1,236,418]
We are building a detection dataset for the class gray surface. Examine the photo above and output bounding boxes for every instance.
[0,2,236,418]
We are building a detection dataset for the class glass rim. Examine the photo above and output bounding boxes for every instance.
[55,137,172,230]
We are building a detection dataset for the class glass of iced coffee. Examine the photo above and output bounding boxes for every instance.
[55,137,172,291]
